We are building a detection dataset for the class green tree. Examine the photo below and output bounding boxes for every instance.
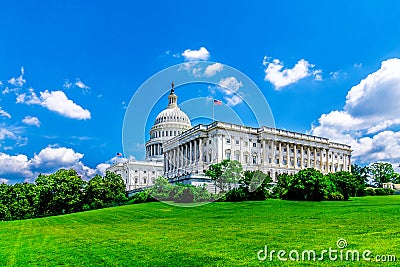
[279,168,326,201]
[85,171,127,208]
[35,169,86,215]
[392,172,400,184]
[205,159,243,193]
[351,164,369,194]
[148,176,173,201]
[369,162,394,187]
[241,170,273,200]
[325,171,357,200]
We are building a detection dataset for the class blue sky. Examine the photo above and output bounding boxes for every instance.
[1,1,400,183]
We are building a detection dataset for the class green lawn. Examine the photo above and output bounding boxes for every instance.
[1,196,400,266]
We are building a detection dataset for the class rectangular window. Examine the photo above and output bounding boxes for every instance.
[244,155,249,163]
[253,143,257,147]
[226,152,231,160]
[244,141,248,146]
[236,140,240,145]
[226,138,230,144]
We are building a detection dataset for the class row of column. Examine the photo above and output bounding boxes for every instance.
[146,143,162,157]
[164,138,203,173]
[261,140,349,172]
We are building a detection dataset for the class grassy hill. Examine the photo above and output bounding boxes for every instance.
[1,196,400,266]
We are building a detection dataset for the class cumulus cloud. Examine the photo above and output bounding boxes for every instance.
[217,76,244,106]
[263,56,322,89]
[30,146,97,180]
[22,116,41,127]
[311,58,400,166]
[204,63,224,77]
[0,107,11,118]
[182,47,210,61]
[0,146,104,182]
[8,67,26,87]
[96,163,110,176]
[218,76,243,95]
[0,152,32,177]
[17,90,91,120]
[0,178,10,184]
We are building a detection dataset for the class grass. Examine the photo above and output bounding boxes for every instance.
[1,196,400,266]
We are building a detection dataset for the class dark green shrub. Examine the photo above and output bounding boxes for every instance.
[325,192,344,201]
[225,187,247,202]
[374,188,386,196]
[128,190,155,204]
[364,187,375,196]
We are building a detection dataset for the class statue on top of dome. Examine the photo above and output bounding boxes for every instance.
[170,81,175,94]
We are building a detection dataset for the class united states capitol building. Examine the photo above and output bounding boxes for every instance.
[108,85,352,191]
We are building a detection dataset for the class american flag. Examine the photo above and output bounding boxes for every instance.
[116,152,123,157]
[213,99,222,105]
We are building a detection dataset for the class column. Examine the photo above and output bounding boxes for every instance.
[164,153,167,173]
[286,143,290,167]
[279,142,282,166]
[199,139,203,164]
[271,140,275,166]
[189,141,193,165]
[320,149,323,171]
[294,144,297,169]
[307,146,311,168]
[300,145,304,169]
[314,148,317,169]
[263,140,267,165]
[326,149,329,172]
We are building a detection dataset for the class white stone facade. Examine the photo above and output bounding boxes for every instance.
[108,84,352,191]
[163,121,352,182]
[107,160,163,191]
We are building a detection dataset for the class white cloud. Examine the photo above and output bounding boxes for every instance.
[30,146,96,179]
[17,90,91,120]
[75,78,90,90]
[0,128,16,141]
[0,127,27,148]
[0,152,32,177]
[96,163,110,176]
[181,47,210,61]
[0,178,10,184]
[8,67,26,87]
[0,107,11,118]
[311,58,400,166]
[217,77,244,107]
[204,63,224,77]
[63,79,73,89]
[0,146,102,182]
[22,116,41,127]
[218,76,243,95]
[224,95,243,106]
[263,56,321,89]
[31,146,84,168]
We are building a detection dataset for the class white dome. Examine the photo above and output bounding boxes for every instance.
[145,84,192,161]
[154,106,191,126]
